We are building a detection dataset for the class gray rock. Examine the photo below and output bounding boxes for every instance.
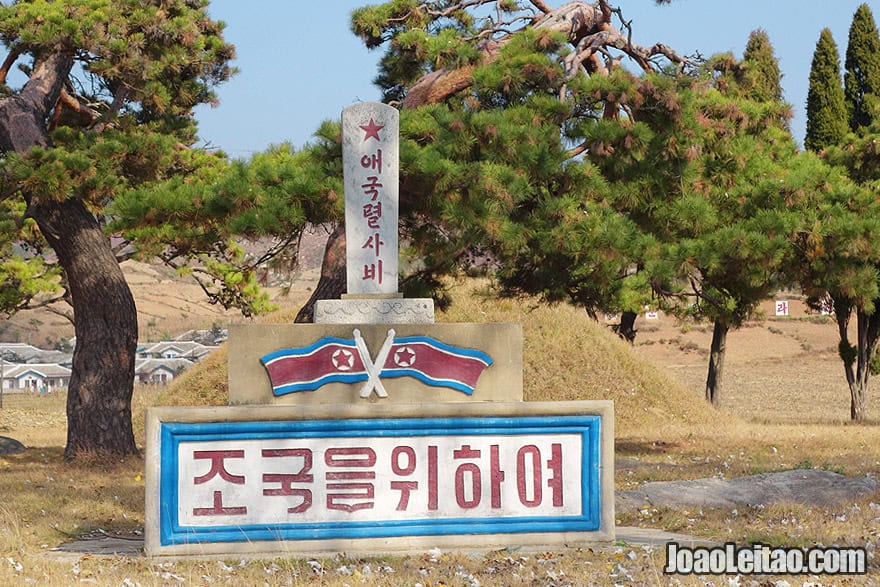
[617,468,878,513]
[0,435,26,454]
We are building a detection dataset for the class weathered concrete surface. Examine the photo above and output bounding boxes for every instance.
[617,468,878,513]
[315,297,435,324]
[342,102,399,295]
[0,435,25,454]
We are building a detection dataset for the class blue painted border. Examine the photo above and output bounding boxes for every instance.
[158,415,602,546]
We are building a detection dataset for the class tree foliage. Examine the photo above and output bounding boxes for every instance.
[340,2,821,407]
[844,3,880,132]
[806,28,848,152]
[800,3,880,421]
[0,0,233,458]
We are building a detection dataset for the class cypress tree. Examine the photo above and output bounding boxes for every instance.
[742,29,783,103]
[844,3,880,131]
[806,29,848,152]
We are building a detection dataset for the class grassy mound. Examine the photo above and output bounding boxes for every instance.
[157,278,720,437]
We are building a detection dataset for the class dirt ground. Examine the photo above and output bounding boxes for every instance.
[630,296,877,424]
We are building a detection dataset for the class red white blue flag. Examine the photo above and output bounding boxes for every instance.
[260,336,368,395]
[380,335,492,395]
[261,330,493,397]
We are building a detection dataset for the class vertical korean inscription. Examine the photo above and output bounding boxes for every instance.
[342,102,400,295]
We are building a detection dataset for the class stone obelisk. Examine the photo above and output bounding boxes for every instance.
[315,102,433,324]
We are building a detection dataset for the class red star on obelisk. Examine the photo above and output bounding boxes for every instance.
[360,118,384,141]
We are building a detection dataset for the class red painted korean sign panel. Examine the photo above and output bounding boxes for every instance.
[155,415,602,546]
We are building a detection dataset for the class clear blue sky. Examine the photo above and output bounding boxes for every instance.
[195,1,880,156]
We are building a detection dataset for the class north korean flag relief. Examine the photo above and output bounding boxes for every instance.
[260,336,369,395]
[379,335,492,395]
[260,331,493,396]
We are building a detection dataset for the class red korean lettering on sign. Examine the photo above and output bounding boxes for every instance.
[362,259,383,284]
[180,438,569,523]
[453,444,483,509]
[363,201,382,229]
[390,445,419,511]
[325,447,377,512]
[191,449,247,516]
[361,176,383,201]
[262,448,313,514]
[361,233,384,256]
[361,149,383,173]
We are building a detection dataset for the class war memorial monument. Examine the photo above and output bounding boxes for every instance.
[144,103,614,557]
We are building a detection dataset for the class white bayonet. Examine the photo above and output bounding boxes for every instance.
[353,328,396,398]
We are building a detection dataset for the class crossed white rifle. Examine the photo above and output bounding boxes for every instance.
[352,328,396,398]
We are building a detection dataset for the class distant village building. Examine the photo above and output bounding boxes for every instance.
[0,342,72,366]
[1,363,71,392]
[137,341,219,361]
[134,358,195,385]
[0,334,222,392]
[175,328,227,346]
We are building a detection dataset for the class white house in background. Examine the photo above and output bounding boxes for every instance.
[134,358,195,385]
[137,341,218,361]
[1,363,71,392]
[0,342,72,366]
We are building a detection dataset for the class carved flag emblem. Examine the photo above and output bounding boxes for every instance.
[260,329,493,398]
[381,335,493,395]
[260,336,368,395]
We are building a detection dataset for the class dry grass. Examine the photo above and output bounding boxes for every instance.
[1,277,879,585]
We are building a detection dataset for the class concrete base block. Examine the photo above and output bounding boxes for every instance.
[228,323,522,404]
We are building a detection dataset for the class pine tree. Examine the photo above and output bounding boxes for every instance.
[332,1,692,331]
[0,1,233,459]
[804,24,876,421]
[337,2,809,409]
[647,31,794,406]
[808,2,880,421]
[806,29,848,152]
[845,3,880,132]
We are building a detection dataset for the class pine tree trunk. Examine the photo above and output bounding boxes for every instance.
[31,199,139,459]
[850,377,869,421]
[616,310,638,344]
[0,50,139,459]
[295,223,347,323]
[850,309,880,422]
[704,318,729,406]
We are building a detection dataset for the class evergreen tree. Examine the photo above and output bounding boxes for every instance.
[793,136,880,422]
[742,29,783,103]
[804,23,877,421]
[801,3,880,421]
[845,3,880,132]
[338,2,808,408]
[110,133,343,315]
[341,0,692,330]
[0,0,233,459]
[806,28,848,152]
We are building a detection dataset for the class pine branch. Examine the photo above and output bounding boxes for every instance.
[0,48,21,86]
[529,0,554,15]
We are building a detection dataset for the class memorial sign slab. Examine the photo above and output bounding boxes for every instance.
[342,102,399,295]
[144,401,614,557]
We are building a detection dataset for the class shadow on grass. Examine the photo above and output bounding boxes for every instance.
[0,446,145,549]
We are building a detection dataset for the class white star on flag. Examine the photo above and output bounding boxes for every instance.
[332,348,354,371]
